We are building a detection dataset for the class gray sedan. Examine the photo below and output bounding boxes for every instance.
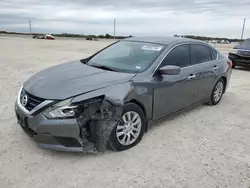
[15,36,232,153]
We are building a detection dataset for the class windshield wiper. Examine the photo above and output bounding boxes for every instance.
[90,64,117,72]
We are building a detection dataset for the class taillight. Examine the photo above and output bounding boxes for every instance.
[227,60,233,68]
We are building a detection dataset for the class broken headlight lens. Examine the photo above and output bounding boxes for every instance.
[42,98,78,119]
[42,96,104,119]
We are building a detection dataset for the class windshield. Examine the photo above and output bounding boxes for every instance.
[86,41,165,73]
[243,39,250,45]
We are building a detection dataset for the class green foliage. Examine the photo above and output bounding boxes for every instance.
[98,35,105,38]
[175,34,244,43]
[42,32,129,39]
[0,31,243,42]
[105,33,112,38]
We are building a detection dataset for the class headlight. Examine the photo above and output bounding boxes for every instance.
[229,48,238,54]
[42,96,104,119]
[42,98,78,119]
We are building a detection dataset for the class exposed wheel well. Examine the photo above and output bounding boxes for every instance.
[221,76,227,93]
[127,99,148,132]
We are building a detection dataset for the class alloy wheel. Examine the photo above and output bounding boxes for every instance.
[116,111,142,146]
[213,81,224,102]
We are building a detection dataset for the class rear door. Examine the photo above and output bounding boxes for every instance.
[190,44,218,101]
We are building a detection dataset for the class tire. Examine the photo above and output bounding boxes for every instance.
[209,78,225,105]
[109,103,145,151]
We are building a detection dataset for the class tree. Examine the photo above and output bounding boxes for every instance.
[105,33,112,39]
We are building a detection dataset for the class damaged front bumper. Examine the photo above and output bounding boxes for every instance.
[15,99,122,153]
[15,102,97,152]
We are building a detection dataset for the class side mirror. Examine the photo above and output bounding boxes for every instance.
[159,65,181,75]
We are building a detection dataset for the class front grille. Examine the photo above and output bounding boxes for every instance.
[20,89,45,111]
[238,50,250,57]
[234,55,250,61]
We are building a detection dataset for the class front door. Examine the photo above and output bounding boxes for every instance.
[153,66,199,120]
[152,44,198,121]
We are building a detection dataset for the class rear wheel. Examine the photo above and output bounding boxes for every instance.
[209,78,225,105]
[109,103,145,151]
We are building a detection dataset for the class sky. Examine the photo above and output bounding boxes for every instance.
[0,0,250,38]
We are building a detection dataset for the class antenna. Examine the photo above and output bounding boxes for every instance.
[241,18,246,40]
[29,20,32,34]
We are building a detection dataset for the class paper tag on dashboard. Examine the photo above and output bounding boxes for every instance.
[142,46,162,51]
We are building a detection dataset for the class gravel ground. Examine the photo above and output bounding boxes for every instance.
[0,36,250,188]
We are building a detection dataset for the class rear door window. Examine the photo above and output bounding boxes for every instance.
[191,44,212,65]
[211,49,218,60]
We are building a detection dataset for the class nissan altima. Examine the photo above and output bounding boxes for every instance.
[15,36,232,153]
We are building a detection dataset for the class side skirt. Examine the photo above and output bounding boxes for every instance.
[146,99,209,131]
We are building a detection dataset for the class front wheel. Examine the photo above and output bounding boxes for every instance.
[109,103,145,151]
[209,78,225,105]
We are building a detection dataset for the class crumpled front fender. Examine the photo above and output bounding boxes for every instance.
[71,82,133,152]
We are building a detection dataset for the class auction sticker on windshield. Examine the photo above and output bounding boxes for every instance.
[142,45,163,51]
[135,65,142,69]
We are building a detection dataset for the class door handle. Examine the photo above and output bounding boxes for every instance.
[188,74,196,79]
[214,66,218,70]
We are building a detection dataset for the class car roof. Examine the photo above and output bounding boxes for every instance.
[123,36,201,45]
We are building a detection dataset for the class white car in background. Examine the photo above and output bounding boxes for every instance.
[33,34,55,40]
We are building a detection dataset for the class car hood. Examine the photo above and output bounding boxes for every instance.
[234,44,250,50]
[24,61,135,100]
